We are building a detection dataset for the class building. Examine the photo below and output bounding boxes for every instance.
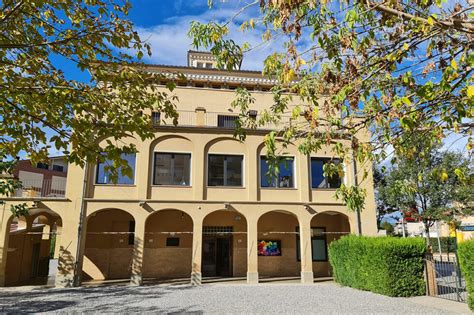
[0,51,377,287]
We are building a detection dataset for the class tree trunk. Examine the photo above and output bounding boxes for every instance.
[424,223,431,248]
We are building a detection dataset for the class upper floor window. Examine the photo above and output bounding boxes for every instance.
[311,158,342,189]
[36,162,49,170]
[260,156,295,188]
[208,154,243,187]
[153,152,191,186]
[52,165,64,172]
[151,111,160,126]
[95,153,136,185]
[217,115,238,128]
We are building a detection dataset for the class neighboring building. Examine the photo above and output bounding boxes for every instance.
[0,51,378,287]
[13,157,68,198]
[439,216,474,241]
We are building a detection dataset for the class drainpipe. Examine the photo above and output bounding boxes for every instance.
[351,136,362,235]
[73,162,89,287]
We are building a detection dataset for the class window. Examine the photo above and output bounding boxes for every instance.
[205,63,213,68]
[95,153,136,185]
[128,221,135,245]
[36,162,49,170]
[217,115,238,128]
[260,156,295,188]
[151,111,160,126]
[296,227,328,261]
[153,153,191,186]
[197,62,204,68]
[166,237,180,247]
[52,165,64,172]
[311,158,342,188]
[208,154,243,186]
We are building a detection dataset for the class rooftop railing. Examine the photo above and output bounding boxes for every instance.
[13,179,66,198]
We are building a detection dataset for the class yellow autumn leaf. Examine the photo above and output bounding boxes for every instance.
[403,43,409,51]
[467,86,474,98]
[451,59,458,70]
[427,16,434,26]
[441,170,449,182]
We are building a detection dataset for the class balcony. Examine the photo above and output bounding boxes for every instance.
[13,179,66,198]
[157,110,294,130]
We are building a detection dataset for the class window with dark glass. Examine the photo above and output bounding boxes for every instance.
[52,165,64,172]
[36,162,49,170]
[260,156,294,188]
[153,153,191,186]
[151,111,161,126]
[208,154,243,186]
[296,227,328,261]
[311,158,342,188]
[217,115,238,128]
[95,153,136,185]
[166,237,180,247]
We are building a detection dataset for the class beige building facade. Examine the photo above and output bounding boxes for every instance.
[0,51,377,287]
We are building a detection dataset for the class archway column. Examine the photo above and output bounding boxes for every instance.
[299,217,314,283]
[191,217,202,285]
[247,218,258,284]
[130,214,146,286]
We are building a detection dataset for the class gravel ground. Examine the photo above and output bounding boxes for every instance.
[0,281,467,314]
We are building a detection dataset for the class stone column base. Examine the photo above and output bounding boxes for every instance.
[191,272,202,285]
[55,274,75,288]
[247,271,259,284]
[301,271,314,284]
[130,274,143,286]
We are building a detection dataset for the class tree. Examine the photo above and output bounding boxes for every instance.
[377,142,473,244]
[1,0,178,169]
[189,0,474,212]
[380,221,394,236]
[1,1,179,215]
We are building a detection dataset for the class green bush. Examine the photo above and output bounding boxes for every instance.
[328,235,426,297]
[429,237,456,253]
[458,240,474,311]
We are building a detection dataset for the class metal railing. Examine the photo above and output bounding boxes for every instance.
[14,179,66,198]
[205,112,294,130]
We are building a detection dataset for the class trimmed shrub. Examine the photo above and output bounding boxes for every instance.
[458,240,474,311]
[328,235,426,297]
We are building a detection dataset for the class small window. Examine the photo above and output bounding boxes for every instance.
[205,63,213,68]
[197,62,204,68]
[151,111,161,126]
[217,115,238,128]
[153,153,191,186]
[128,221,135,245]
[208,154,243,187]
[260,156,295,188]
[52,165,64,172]
[296,227,328,261]
[95,153,136,185]
[311,158,342,189]
[166,237,180,247]
[36,162,49,170]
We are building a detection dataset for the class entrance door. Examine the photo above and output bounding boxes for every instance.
[202,237,232,277]
[31,243,40,278]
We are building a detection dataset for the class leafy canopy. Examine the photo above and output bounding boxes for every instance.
[1,0,178,171]
[189,0,474,212]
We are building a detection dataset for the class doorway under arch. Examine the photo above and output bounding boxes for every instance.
[202,210,247,278]
[309,211,350,277]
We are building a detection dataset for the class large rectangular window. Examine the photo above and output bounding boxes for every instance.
[153,153,191,186]
[296,227,328,261]
[95,153,136,185]
[208,154,243,186]
[260,156,295,188]
[311,158,342,189]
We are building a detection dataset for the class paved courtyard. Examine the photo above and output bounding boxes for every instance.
[0,281,469,314]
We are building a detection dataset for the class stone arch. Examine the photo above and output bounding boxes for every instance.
[310,210,351,277]
[257,210,300,279]
[143,209,194,280]
[83,208,135,281]
[201,209,248,278]
[4,207,62,286]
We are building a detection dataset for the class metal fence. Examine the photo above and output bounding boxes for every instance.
[426,254,467,303]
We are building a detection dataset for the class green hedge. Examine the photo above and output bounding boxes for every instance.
[429,237,456,253]
[458,240,474,310]
[328,235,426,297]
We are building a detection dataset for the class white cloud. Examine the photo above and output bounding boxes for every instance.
[134,5,289,70]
